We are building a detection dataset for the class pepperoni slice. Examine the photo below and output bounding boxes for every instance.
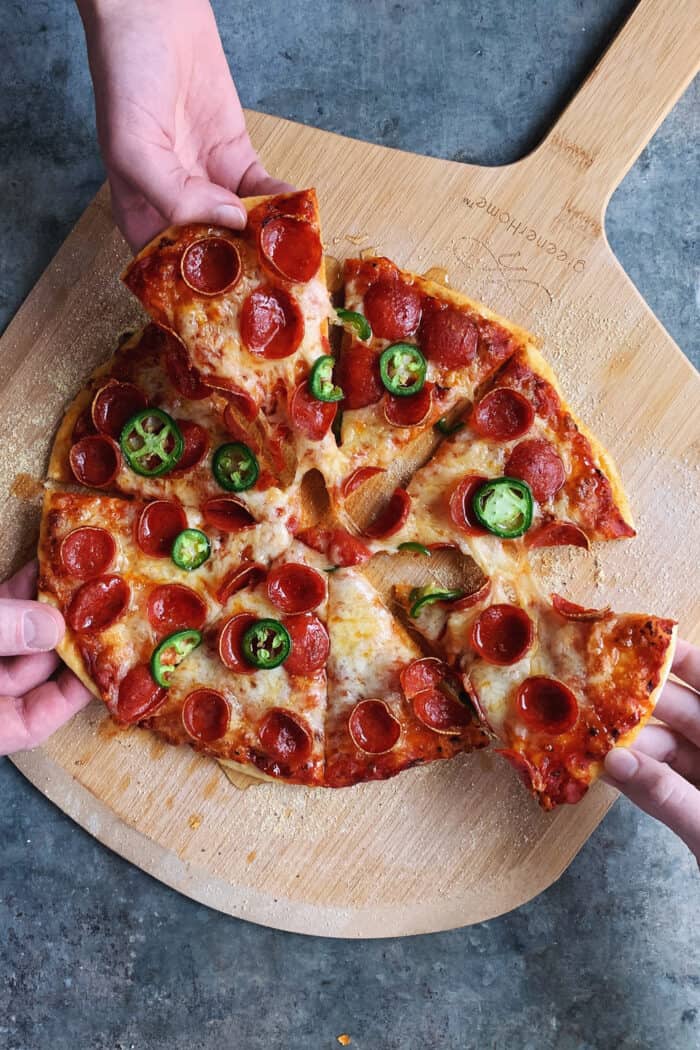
[384,383,434,428]
[116,664,167,724]
[258,216,322,283]
[72,407,96,443]
[471,387,534,441]
[171,420,208,473]
[67,574,130,633]
[451,578,492,610]
[69,435,121,488]
[505,438,565,502]
[91,381,148,439]
[164,333,211,400]
[348,699,401,754]
[341,467,386,499]
[412,687,472,733]
[182,689,230,743]
[180,237,242,296]
[216,562,266,604]
[136,500,187,557]
[258,708,313,765]
[267,563,326,614]
[222,386,259,423]
[471,604,534,665]
[400,657,447,699]
[240,286,303,359]
[361,488,411,539]
[516,676,579,735]
[289,380,337,440]
[147,584,207,634]
[218,613,257,673]
[328,528,371,566]
[550,594,610,621]
[59,527,116,578]
[336,345,383,410]
[363,277,421,340]
[526,521,590,550]
[283,613,330,675]
[419,299,478,369]
[202,497,255,533]
[448,474,489,536]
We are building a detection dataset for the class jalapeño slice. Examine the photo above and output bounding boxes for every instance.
[241,618,291,670]
[397,542,432,557]
[409,585,465,618]
[120,408,184,477]
[171,528,211,571]
[309,355,344,402]
[335,308,372,342]
[150,628,202,687]
[379,344,427,397]
[472,477,534,539]
[212,442,259,492]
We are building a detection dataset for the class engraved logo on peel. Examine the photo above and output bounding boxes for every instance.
[454,237,554,312]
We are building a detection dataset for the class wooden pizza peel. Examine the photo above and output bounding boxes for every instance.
[3,0,699,936]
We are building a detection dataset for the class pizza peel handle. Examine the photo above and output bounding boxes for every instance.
[520,0,700,221]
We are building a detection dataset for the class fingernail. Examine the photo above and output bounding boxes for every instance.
[605,748,639,782]
[213,205,246,228]
[23,610,61,651]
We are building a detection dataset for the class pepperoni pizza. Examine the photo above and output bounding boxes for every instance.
[37,188,677,807]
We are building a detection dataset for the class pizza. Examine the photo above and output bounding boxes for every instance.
[36,187,677,807]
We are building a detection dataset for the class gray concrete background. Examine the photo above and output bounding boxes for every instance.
[0,2,698,1048]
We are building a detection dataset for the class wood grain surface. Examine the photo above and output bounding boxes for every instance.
[6,0,700,936]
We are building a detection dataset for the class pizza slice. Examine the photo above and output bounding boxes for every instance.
[330,256,537,508]
[121,189,344,493]
[395,570,676,808]
[324,564,487,787]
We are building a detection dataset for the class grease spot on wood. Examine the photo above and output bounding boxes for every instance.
[188,813,203,830]
[246,850,257,864]
[10,473,44,501]
[202,772,220,800]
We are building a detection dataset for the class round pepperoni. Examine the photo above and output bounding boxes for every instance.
[59,527,116,578]
[419,300,478,370]
[283,613,330,675]
[67,574,130,633]
[341,467,385,499]
[363,277,421,340]
[69,435,121,488]
[471,604,534,665]
[448,474,489,535]
[240,286,303,359]
[550,594,610,621]
[216,562,266,604]
[336,344,383,410]
[136,500,187,557]
[267,563,326,614]
[218,613,258,673]
[412,687,472,733]
[116,663,167,724]
[525,521,590,550]
[289,380,336,440]
[361,488,411,539]
[147,584,207,634]
[471,387,534,441]
[91,381,148,439]
[164,334,211,400]
[384,383,434,428]
[505,438,565,502]
[348,699,401,754]
[171,420,208,473]
[258,216,322,283]
[400,658,448,699]
[516,676,579,735]
[72,407,96,443]
[182,689,230,743]
[180,236,242,296]
[327,528,371,566]
[222,386,259,423]
[258,708,312,765]
[202,497,255,533]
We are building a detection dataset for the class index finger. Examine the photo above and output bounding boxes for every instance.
[672,639,700,694]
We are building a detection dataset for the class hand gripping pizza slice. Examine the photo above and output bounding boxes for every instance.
[395,570,676,809]
[330,256,537,510]
[121,189,344,494]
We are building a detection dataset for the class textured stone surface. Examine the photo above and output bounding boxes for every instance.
[0,2,698,1048]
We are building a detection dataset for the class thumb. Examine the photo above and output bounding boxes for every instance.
[0,600,64,656]
[604,747,700,862]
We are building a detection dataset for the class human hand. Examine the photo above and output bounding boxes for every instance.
[77,0,292,250]
[604,638,700,864]
[0,563,93,756]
